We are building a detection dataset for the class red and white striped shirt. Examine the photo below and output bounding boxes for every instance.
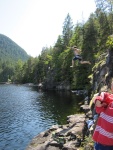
[93,102,113,145]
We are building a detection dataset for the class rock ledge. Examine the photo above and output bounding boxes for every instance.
[26,105,91,150]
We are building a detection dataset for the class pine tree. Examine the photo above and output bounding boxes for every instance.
[95,0,113,12]
[62,13,73,49]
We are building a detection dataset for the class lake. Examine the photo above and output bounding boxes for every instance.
[0,84,83,150]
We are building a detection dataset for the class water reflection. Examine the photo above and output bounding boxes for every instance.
[32,88,83,124]
[0,84,83,150]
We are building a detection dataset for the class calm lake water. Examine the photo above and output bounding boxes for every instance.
[0,84,83,150]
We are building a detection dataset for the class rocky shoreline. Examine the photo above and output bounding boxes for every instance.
[26,104,93,150]
[25,45,113,150]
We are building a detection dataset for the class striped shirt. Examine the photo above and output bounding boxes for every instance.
[93,102,113,145]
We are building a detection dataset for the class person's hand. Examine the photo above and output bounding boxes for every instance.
[95,100,102,107]
[102,102,107,107]
[95,100,107,107]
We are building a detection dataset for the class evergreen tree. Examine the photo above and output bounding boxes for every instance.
[95,0,113,12]
[82,13,98,59]
[62,13,73,49]
[97,11,110,50]
[108,12,113,34]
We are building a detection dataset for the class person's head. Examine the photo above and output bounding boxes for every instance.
[72,46,77,50]
[100,86,107,93]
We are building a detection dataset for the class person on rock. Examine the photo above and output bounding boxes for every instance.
[93,82,113,150]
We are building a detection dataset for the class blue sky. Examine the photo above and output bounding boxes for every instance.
[0,0,96,57]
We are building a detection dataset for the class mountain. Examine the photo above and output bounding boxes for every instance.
[0,34,30,62]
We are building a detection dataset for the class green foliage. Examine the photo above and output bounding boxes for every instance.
[70,23,83,48]
[80,134,94,150]
[1,9,113,90]
[57,49,72,81]
[44,54,52,65]
[106,34,113,48]
[0,34,30,82]
[0,63,15,82]
[62,13,73,49]
[0,34,29,62]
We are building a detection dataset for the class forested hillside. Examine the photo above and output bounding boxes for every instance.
[0,34,29,62]
[1,0,113,90]
[0,34,30,82]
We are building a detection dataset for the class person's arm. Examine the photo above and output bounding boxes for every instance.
[94,92,113,105]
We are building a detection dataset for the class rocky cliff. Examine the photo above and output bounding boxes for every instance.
[91,47,113,94]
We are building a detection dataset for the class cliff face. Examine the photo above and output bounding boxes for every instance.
[91,48,113,94]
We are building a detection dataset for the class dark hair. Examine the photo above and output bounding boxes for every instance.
[73,46,77,48]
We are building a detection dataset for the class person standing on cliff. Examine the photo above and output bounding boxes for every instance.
[70,46,91,67]
[93,83,113,150]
